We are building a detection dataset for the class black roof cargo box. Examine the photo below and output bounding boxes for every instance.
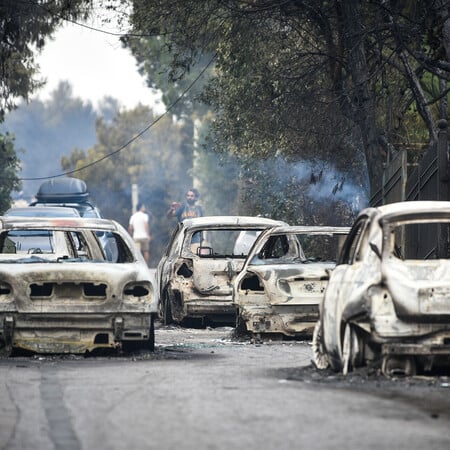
[36,177,89,203]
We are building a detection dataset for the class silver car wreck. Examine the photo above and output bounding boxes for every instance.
[233,226,349,338]
[0,217,157,355]
[313,201,450,376]
[157,216,287,326]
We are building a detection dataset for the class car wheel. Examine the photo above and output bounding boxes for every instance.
[163,291,173,326]
[342,323,364,375]
[312,320,330,370]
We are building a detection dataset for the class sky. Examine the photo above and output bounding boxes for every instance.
[32,6,164,113]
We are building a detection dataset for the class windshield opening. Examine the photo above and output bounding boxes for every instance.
[188,228,265,257]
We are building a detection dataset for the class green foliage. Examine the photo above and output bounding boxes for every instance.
[121,0,450,217]
[0,132,21,213]
[120,0,371,223]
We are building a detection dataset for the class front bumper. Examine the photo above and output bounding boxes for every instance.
[0,312,152,353]
[184,301,236,322]
[241,305,319,337]
[382,330,450,357]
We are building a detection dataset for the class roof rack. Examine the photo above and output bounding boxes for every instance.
[35,177,89,203]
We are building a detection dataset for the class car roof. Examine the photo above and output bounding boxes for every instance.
[361,201,450,222]
[261,225,351,235]
[28,202,102,218]
[179,216,288,229]
[0,217,119,232]
[5,206,81,217]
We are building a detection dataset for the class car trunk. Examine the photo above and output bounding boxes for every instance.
[192,257,246,297]
[384,258,450,320]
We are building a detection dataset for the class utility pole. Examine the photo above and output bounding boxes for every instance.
[131,183,139,213]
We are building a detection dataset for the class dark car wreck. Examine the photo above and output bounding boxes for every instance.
[312,201,450,376]
[156,216,287,326]
[233,226,349,338]
[0,217,157,355]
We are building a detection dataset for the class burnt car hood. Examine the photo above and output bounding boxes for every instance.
[0,262,152,312]
[247,261,335,304]
[383,258,450,319]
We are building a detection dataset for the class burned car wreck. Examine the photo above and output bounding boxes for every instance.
[0,217,157,355]
[313,201,450,376]
[156,216,287,326]
[233,226,349,338]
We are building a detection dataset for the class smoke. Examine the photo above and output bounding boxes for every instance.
[303,163,369,212]
[267,157,368,211]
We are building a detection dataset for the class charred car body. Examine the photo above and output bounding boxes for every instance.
[0,217,157,355]
[157,216,287,326]
[233,226,349,338]
[313,201,450,376]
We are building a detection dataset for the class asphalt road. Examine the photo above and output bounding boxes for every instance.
[0,324,449,450]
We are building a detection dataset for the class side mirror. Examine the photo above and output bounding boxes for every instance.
[197,246,213,256]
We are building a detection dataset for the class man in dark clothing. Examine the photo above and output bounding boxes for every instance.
[166,188,204,221]
[167,188,204,252]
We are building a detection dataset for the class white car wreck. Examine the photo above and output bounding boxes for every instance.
[157,216,287,326]
[233,226,349,338]
[312,201,450,376]
[0,217,157,355]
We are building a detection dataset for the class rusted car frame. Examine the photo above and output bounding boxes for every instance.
[0,217,157,355]
[233,226,350,338]
[313,201,450,376]
[157,216,287,326]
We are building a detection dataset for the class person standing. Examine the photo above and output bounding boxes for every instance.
[167,188,204,253]
[166,188,204,222]
[129,202,150,265]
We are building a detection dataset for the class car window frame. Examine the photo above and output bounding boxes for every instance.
[338,215,370,265]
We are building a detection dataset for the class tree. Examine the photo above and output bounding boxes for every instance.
[0,132,21,213]
[121,0,450,205]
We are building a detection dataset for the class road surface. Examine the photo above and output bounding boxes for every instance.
[0,324,449,450]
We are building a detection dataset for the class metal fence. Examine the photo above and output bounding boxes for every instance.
[370,120,450,258]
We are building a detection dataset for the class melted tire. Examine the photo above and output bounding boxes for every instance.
[342,323,365,375]
[312,320,330,370]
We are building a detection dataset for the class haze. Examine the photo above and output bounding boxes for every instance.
[33,13,163,113]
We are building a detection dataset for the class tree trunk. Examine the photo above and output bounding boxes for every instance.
[338,0,384,199]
